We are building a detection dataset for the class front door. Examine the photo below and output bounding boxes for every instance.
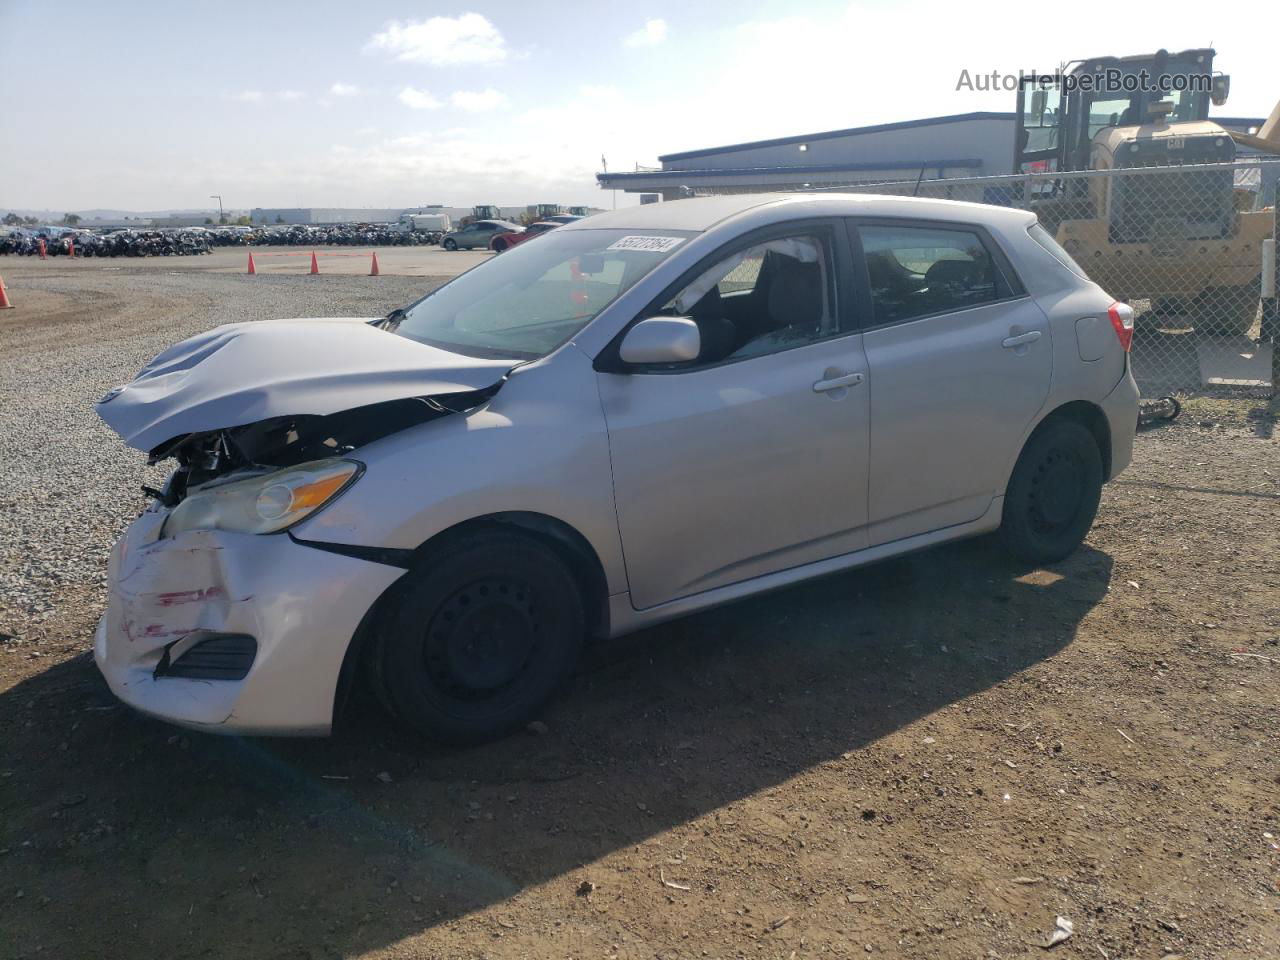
[597,224,871,609]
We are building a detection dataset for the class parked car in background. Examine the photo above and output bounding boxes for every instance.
[93,193,1138,744]
[542,214,585,225]
[490,220,560,252]
[441,219,522,250]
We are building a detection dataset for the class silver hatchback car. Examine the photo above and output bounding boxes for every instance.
[94,194,1139,742]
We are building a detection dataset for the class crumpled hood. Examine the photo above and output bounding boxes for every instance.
[96,317,514,452]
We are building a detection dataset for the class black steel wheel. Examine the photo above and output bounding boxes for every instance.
[372,529,584,743]
[1001,418,1103,565]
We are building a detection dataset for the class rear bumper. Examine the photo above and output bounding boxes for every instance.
[1101,365,1140,480]
[94,510,403,736]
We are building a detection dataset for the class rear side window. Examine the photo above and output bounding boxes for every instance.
[858,224,1003,325]
[1027,222,1090,280]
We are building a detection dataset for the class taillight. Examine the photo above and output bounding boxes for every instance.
[1108,301,1134,352]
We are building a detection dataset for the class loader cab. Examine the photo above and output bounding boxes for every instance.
[1014,48,1223,174]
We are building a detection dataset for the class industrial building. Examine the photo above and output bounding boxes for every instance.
[248,207,408,225]
[597,111,1268,200]
[246,206,539,225]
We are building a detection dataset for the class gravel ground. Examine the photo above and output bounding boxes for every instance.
[0,267,434,634]
[1,261,1278,960]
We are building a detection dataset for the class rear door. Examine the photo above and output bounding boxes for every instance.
[847,219,1051,546]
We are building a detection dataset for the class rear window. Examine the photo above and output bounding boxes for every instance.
[1028,223,1090,280]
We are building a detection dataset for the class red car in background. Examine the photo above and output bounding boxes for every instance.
[490,220,561,253]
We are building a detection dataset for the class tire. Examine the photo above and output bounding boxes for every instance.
[372,530,584,743]
[491,239,507,253]
[1147,296,1189,317]
[442,238,457,251]
[1195,283,1260,338]
[1000,418,1103,565]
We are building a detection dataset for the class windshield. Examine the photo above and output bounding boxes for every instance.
[393,228,693,359]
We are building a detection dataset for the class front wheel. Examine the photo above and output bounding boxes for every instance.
[442,238,457,251]
[1000,418,1103,565]
[371,530,584,743]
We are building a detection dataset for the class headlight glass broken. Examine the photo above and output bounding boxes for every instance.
[162,459,362,537]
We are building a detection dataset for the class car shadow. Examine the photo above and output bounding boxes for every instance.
[0,538,1112,958]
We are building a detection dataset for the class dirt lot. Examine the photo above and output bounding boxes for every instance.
[1,258,1278,960]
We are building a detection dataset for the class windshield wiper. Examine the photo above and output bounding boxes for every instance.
[377,307,407,332]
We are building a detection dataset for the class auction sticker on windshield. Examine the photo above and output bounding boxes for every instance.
[606,235,685,253]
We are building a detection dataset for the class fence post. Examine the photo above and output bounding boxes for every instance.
[1269,183,1279,395]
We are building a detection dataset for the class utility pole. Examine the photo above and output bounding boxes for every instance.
[210,195,224,225]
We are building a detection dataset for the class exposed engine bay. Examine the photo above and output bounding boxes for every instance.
[146,386,499,507]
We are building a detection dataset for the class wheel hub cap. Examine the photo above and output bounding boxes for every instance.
[427,578,538,693]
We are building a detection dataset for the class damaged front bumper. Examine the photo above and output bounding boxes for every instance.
[94,508,405,735]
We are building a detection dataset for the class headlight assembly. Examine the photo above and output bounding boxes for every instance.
[163,459,362,537]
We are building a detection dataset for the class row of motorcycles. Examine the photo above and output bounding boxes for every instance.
[1,230,212,257]
[1,224,441,259]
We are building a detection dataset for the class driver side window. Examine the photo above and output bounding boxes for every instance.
[659,232,837,367]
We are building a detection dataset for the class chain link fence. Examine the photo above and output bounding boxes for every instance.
[702,159,1280,395]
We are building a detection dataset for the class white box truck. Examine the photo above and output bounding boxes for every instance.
[398,212,452,234]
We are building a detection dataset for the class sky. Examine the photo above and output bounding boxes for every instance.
[1,0,1274,213]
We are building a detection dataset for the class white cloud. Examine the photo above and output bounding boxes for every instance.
[368,13,507,65]
[579,84,622,101]
[398,87,442,110]
[277,90,305,101]
[624,19,667,48]
[330,82,359,97]
[230,90,263,103]
[450,89,507,113]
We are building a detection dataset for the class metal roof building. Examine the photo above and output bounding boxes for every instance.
[248,208,408,225]
[597,111,1268,200]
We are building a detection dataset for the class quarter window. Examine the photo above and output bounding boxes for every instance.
[859,224,1002,324]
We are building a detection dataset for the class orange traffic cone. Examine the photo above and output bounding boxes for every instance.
[0,275,13,309]
[369,251,380,276]
[38,239,47,260]
[247,252,256,275]
[309,251,320,275]
[68,238,75,258]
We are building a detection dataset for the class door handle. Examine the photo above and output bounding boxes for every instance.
[1002,330,1042,348]
[812,371,864,392]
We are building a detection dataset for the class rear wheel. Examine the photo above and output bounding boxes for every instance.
[372,530,584,743]
[491,238,508,253]
[442,238,458,251]
[1001,418,1103,565]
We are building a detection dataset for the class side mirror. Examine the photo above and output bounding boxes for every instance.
[1030,89,1047,123]
[619,317,701,366]
[1211,73,1231,106]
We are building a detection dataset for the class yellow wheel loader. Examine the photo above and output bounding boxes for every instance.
[1015,48,1277,337]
